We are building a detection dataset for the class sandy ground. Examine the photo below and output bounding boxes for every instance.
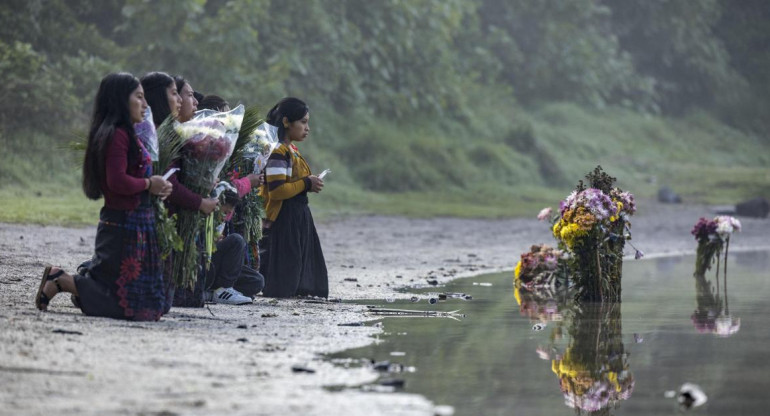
[1,199,769,415]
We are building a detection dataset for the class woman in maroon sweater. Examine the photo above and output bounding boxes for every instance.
[141,73,218,307]
[34,72,173,320]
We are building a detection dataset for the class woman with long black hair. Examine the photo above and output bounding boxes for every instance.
[34,72,173,320]
[260,97,328,298]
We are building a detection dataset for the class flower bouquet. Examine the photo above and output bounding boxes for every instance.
[514,244,568,290]
[692,215,741,276]
[551,166,637,301]
[137,110,182,260]
[690,226,741,338]
[170,106,244,288]
[216,107,271,266]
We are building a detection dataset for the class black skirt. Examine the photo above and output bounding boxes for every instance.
[260,193,328,298]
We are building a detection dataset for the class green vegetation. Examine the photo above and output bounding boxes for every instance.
[1,0,768,225]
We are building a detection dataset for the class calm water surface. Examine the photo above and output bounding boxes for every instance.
[331,251,770,415]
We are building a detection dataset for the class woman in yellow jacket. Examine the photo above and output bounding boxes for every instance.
[259,97,327,298]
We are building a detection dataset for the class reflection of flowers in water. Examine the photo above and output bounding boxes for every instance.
[513,244,570,324]
[553,354,635,412]
[715,315,740,337]
[534,300,634,413]
[691,272,740,337]
[514,285,566,324]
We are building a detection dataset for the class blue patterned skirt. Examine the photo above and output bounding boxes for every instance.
[76,206,165,321]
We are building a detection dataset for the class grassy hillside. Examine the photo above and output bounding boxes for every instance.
[1,99,768,226]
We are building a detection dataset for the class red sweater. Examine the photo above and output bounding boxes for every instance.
[101,128,150,210]
[166,159,204,213]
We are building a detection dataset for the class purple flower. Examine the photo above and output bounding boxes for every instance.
[691,217,718,241]
[559,191,578,216]
[577,188,617,220]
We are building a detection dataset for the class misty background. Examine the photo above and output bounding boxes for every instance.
[1,0,768,223]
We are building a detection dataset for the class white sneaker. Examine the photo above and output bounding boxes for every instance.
[213,287,252,305]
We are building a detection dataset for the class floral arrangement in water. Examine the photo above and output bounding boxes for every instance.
[552,187,636,251]
[547,166,639,301]
[513,244,571,324]
[514,244,567,289]
[692,215,741,276]
[690,216,741,338]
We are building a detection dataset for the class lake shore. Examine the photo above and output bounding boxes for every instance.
[1,199,768,415]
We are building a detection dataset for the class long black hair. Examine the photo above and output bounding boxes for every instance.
[199,94,229,111]
[140,71,175,126]
[265,97,309,140]
[82,72,141,200]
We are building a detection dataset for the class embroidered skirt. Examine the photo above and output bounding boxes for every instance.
[74,206,165,321]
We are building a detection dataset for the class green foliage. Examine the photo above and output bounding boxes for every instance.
[1,0,768,225]
[604,0,745,115]
[478,0,657,110]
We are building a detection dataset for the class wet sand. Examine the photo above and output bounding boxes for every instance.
[1,199,768,415]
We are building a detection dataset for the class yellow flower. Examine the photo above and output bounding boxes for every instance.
[560,223,587,249]
[608,371,621,391]
[552,220,563,239]
[610,201,623,222]
[514,260,522,280]
[514,285,522,305]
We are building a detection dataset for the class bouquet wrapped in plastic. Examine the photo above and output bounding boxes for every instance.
[135,108,182,260]
[216,109,272,266]
[170,105,244,289]
[243,122,279,174]
[135,107,159,162]
[176,105,243,194]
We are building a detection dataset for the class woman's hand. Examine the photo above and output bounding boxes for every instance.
[199,197,219,215]
[246,173,265,187]
[308,175,324,193]
[148,175,173,200]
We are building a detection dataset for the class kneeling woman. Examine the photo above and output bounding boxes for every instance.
[34,72,173,321]
[260,97,328,298]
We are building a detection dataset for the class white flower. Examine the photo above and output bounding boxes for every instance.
[714,215,741,237]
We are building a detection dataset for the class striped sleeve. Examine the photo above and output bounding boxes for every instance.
[265,148,307,201]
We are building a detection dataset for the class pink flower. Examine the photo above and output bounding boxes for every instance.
[537,207,553,221]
